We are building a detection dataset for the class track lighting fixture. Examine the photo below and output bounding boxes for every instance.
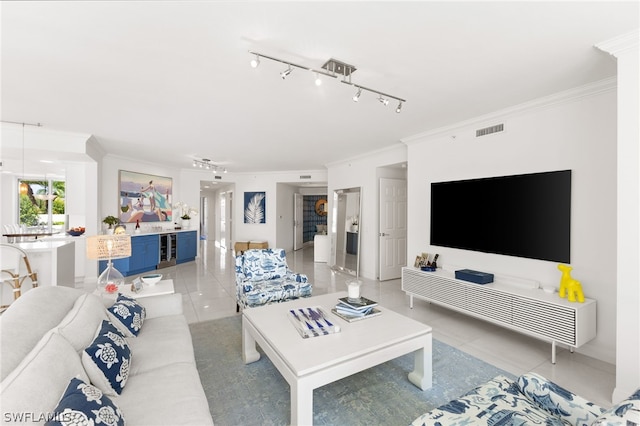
[249,51,405,112]
[280,65,293,79]
[352,88,362,102]
[192,158,227,174]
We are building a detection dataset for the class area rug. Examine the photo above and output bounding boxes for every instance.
[190,315,515,426]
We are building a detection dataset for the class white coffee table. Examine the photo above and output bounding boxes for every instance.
[242,291,432,425]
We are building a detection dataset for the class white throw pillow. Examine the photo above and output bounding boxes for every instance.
[56,293,109,352]
[0,331,89,422]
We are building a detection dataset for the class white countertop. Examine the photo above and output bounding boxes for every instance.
[13,240,76,251]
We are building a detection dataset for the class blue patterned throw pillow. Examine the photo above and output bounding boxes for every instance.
[82,320,131,396]
[46,378,124,426]
[107,293,146,337]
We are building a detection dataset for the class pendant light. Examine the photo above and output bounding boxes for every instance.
[19,123,28,195]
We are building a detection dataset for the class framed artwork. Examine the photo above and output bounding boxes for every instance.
[244,191,266,224]
[119,170,172,223]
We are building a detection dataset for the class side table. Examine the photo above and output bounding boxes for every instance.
[95,279,175,299]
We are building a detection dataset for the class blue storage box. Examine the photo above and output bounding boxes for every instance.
[455,269,494,284]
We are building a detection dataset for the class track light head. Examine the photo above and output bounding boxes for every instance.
[352,88,362,102]
[378,95,389,106]
[250,55,260,68]
[314,73,322,86]
[396,102,403,113]
[280,66,293,79]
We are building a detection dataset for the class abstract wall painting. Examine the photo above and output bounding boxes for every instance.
[244,191,266,224]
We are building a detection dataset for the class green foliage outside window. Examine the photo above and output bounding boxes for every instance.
[18,179,66,228]
[19,194,40,226]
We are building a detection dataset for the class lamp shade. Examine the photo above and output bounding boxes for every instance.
[86,235,132,260]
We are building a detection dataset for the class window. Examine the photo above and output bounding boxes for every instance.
[18,178,66,234]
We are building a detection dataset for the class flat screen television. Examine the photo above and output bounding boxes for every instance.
[430,170,571,263]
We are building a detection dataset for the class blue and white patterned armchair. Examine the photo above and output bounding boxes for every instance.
[235,248,312,311]
[412,372,640,426]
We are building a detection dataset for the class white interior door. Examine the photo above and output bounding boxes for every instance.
[379,178,408,280]
[294,193,303,250]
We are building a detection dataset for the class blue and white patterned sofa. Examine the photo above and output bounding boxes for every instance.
[412,372,640,426]
[235,248,312,310]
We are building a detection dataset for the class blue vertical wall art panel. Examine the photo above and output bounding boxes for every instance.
[303,195,327,242]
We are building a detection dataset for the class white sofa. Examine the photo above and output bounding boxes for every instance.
[0,286,213,425]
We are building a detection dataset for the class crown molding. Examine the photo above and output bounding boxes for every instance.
[402,77,617,144]
[325,142,407,169]
[596,29,640,57]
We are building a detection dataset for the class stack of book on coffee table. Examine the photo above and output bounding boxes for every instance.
[332,296,382,322]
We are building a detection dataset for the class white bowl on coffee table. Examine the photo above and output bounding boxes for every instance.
[141,273,163,286]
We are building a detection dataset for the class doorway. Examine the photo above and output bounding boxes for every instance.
[378,176,408,280]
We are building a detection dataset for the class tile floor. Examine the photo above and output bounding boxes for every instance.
[149,241,616,408]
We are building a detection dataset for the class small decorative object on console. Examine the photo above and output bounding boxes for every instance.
[141,273,162,286]
[130,277,143,293]
[455,269,494,284]
[557,264,584,303]
[67,227,85,236]
[104,283,119,294]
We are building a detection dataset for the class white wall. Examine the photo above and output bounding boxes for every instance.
[276,183,296,252]
[222,171,328,249]
[597,29,640,402]
[404,79,618,364]
[328,145,408,279]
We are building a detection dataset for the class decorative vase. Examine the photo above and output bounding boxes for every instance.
[182,219,190,229]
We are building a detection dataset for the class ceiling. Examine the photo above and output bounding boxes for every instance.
[1,1,637,175]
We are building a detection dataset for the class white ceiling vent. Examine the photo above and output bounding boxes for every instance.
[476,123,504,137]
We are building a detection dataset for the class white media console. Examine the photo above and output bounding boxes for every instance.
[401,267,597,363]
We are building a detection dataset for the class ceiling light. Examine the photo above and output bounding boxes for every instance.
[396,102,403,113]
[248,51,406,113]
[280,66,293,79]
[223,168,227,174]
[192,158,226,173]
[352,88,362,102]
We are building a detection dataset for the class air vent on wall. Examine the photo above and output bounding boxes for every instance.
[299,175,311,179]
[214,175,222,180]
[476,123,504,137]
